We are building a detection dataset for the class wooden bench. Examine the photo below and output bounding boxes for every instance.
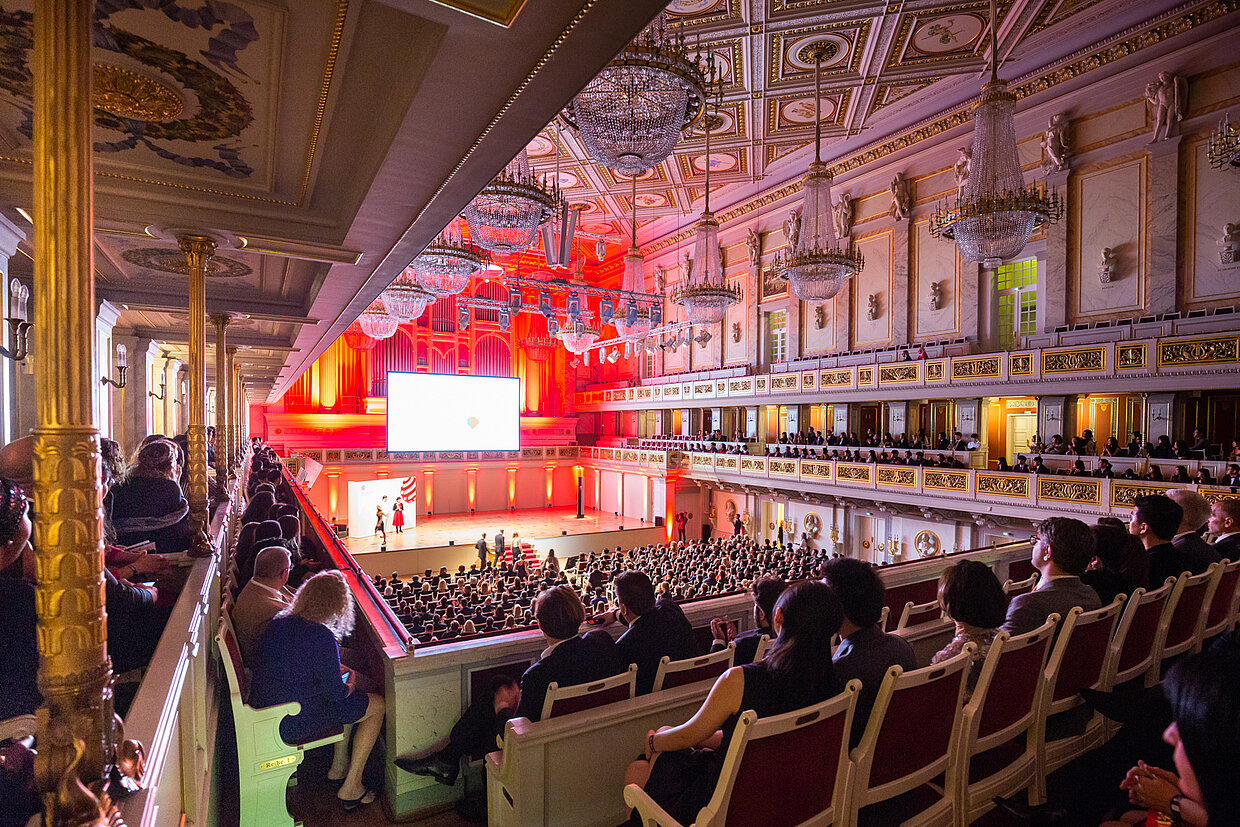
[485,679,716,827]
[216,614,345,827]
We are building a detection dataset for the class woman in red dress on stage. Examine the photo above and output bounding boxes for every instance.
[392,500,405,534]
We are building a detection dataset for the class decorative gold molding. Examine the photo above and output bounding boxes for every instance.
[924,469,969,491]
[741,456,767,473]
[820,368,853,387]
[977,473,1030,497]
[926,360,946,381]
[857,366,875,385]
[951,355,1001,379]
[1042,346,1106,374]
[1110,480,1177,507]
[1117,343,1147,369]
[801,459,832,480]
[1009,353,1034,376]
[770,459,798,476]
[877,467,917,487]
[879,364,919,384]
[836,463,872,483]
[1037,477,1102,504]
[1157,334,1239,367]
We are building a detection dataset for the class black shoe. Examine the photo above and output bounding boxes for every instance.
[992,796,1068,826]
[394,753,459,786]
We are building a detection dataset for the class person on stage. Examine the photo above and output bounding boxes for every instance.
[375,500,386,544]
[475,532,489,567]
[392,500,405,534]
[495,529,506,565]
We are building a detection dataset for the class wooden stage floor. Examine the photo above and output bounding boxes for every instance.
[343,506,635,556]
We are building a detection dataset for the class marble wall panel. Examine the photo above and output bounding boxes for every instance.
[913,219,960,339]
[801,294,837,354]
[853,189,889,226]
[854,229,894,346]
[1187,137,1240,303]
[1074,157,1145,318]
[1075,99,1147,154]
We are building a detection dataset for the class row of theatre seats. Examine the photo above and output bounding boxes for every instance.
[484,559,1240,827]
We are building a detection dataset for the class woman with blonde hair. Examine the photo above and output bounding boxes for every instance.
[249,571,386,811]
[106,438,192,554]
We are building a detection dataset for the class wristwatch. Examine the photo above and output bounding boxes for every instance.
[1168,794,1184,823]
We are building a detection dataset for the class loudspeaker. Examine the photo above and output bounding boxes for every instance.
[654,516,664,527]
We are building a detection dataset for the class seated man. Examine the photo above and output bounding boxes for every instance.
[591,570,699,695]
[1208,497,1240,560]
[709,574,785,665]
[1129,494,1186,588]
[232,546,294,663]
[395,585,621,786]
[1003,517,1101,638]
[1167,489,1221,575]
[820,558,916,747]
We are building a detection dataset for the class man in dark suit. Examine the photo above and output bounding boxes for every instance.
[592,570,699,694]
[1168,489,1221,574]
[395,585,622,786]
[474,532,489,567]
[1003,516,1102,638]
[1129,494,1185,588]
[709,575,785,665]
[1209,497,1240,560]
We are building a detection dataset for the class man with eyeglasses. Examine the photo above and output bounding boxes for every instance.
[1002,517,1101,638]
[233,545,294,662]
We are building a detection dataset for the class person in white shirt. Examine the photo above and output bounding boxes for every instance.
[232,546,294,662]
[1208,498,1240,560]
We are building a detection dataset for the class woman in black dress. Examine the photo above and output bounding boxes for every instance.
[624,581,844,825]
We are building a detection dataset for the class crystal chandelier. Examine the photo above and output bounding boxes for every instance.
[357,304,401,340]
[1208,112,1240,169]
[614,175,654,342]
[775,45,862,303]
[410,224,488,297]
[561,14,708,175]
[342,321,376,351]
[381,266,437,319]
[929,0,1062,268]
[559,318,600,354]
[464,148,560,253]
[522,336,558,362]
[673,102,742,326]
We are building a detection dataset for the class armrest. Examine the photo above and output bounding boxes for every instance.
[624,783,685,827]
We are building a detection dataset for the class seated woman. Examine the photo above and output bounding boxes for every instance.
[930,560,1008,699]
[1071,459,1090,476]
[624,581,843,826]
[1102,437,1123,457]
[1171,466,1192,484]
[1152,436,1176,459]
[106,440,192,555]
[249,571,386,811]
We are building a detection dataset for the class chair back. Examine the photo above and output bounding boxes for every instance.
[972,618,1056,748]
[896,598,943,631]
[217,612,249,705]
[652,645,734,692]
[848,648,973,817]
[1111,578,1176,687]
[1157,565,1220,665]
[1044,599,1125,715]
[1202,558,1240,640]
[751,635,773,663]
[1003,573,1039,598]
[541,664,637,720]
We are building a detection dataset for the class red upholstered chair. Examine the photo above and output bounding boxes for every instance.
[624,681,860,827]
[843,648,974,827]
[1149,564,1221,681]
[1002,573,1039,598]
[540,664,636,720]
[651,645,734,692]
[1199,557,1240,647]
[1108,578,1177,692]
[950,618,1057,826]
[1035,599,1125,795]
[895,598,946,632]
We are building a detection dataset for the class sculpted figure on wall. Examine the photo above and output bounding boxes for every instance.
[682,249,693,282]
[1219,223,1240,266]
[954,146,971,198]
[783,207,802,252]
[833,192,854,239]
[732,322,742,342]
[1098,247,1118,285]
[1145,71,1186,142]
[1041,113,1071,173]
[655,265,667,293]
[888,172,911,221]
[815,305,827,329]
[746,228,762,269]
[866,293,880,321]
[929,280,943,310]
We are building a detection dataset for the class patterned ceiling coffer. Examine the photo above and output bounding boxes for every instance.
[769,21,869,86]
[120,246,253,278]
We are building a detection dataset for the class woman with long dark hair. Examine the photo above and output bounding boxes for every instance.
[623,581,844,825]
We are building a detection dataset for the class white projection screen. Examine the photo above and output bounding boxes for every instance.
[386,372,520,452]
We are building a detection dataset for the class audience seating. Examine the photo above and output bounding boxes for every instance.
[896,598,946,632]
[843,648,973,827]
[1198,557,1240,647]
[950,618,1057,826]
[1035,600,1125,793]
[1148,564,1221,681]
[216,615,345,827]
[540,664,637,720]
[752,634,773,662]
[1109,578,1178,691]
[624,681,860,827]
[651,646,735,692]
[1002,573,1039,597]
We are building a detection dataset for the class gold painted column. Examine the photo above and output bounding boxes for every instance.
[209,314,230,483]
[32,0,115,816]
[226,346,237,476]
[181,235,216,557]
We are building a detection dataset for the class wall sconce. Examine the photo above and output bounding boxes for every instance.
[101,342,127,389]
[174,379,187,406]
[1045,409,1060,421]
[149,376,167,400]
[1152,410,1168,422]
[0,278,31,362]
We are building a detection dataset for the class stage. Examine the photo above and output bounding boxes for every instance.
[342,507,668,577]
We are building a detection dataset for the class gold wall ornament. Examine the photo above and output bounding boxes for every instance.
[977,473,1030,497]
[951,355,1001,379]
[92,64,183,122]
[926,360,946,381]
[1117,343,1147,369]
[1110,480,1177,507]
[879,364,918,384]
[1157,335,1239,367]
[801,460,831,479]
[1037,477,1102,504]
[836,463,871,482]
[769,459,798,476]
[913,529,943,558]
[1042,346,1105,374]
[923,469,969,491]
[877,467,916,487]
[1008,353,1034,376]
[803,512,822,538]
[179,235,216,558]
[820,368,852,387]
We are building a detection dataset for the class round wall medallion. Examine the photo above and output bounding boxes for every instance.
[94,64,184,122]
[914,529,943,557]
[724,499,738,522]
[121,247,253,278]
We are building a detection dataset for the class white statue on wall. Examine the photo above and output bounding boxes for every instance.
[1099,247,1118,285]
[1145,71,1186,142]
[1041,112,1071,173]
[814,305,827,329]
[954,147,971,199]
[1219,223,1240,266]
[888,172,911,221]
[682,249,693,282]
[746,228,762,269]
[833,192,855,239]
[783,208,802,252]
[732,322,742,342]
[866,293,880,321]
[929,280,944,310]
[655,265,667,293]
